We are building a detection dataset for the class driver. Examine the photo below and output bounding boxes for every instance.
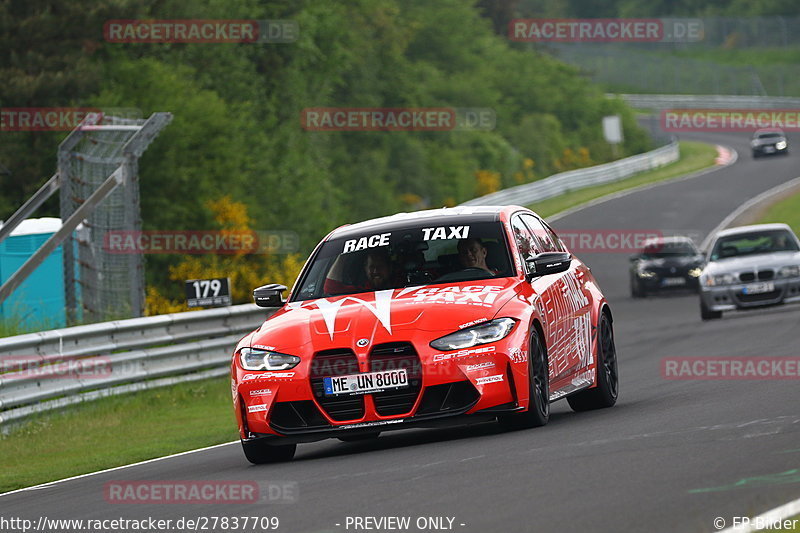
[323,249,394,295]
[773,234,792,251]
[457,238,494,274]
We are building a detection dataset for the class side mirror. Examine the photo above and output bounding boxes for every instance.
[526,252,571,280]
[253,284,287,307]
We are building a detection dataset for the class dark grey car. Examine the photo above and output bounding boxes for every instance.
[751,129,789,158]
[630,236,704,298]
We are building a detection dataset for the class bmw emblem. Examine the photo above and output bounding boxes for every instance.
[356,338,370,347]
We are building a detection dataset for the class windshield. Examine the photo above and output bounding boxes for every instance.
[710,229,799,261]
[757,132,783,139]
[641,241,698,258]
[292,221,514,301]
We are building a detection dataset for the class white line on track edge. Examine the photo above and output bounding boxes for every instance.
[547,143,738,224]
[700,174,800,250]
[0,142,747,500]
[719,497,800,532]
[0,440,238,498]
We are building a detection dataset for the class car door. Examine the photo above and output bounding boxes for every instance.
[509,213,569,388]
[519,214,592,383]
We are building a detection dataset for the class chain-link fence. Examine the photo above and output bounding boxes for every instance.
[530,17,800,97]
[58,112,171,323]
[546,44,800,96]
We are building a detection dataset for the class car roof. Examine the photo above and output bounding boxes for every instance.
[714,223,794,238]
[754,128,785,135]
[643,235,695,246]
[328,205,524,240]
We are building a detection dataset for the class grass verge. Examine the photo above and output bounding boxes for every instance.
[756,189,800,235]
[0,140,720,493]
[529,140,720,218]
[0,376,237,494]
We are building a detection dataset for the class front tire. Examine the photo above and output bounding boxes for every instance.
[630,277,645,298]
[241,438,296,464]
[700,299,722,320]
[499,327,549,430]
[567,312,618,412]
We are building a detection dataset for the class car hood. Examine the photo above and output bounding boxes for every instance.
[248,278,521,353]
[706,251,800,273]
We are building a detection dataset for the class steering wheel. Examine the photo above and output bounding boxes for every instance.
[433,267,495,283]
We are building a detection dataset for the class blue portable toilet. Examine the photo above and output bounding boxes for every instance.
[0,218,67,330]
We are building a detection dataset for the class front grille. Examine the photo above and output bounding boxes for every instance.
[758,270,775,281]
[737,290,781,303]
[370,342,423,416]
[416,381,480,415]
[310,349,365,421]
[270,401,330,431]
[740,272,756,282]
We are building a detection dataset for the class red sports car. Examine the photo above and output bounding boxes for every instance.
[232,206,618,463]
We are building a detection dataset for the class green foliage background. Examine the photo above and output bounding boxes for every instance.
[0,0,652,295]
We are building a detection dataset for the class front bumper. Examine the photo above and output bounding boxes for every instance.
[638,273,700,291]
[234,339,527,442]
[244,402,521,445]
[753,144,788,156]
[700,277,800,311]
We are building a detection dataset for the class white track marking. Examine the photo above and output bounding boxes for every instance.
[700,175,800,250]
[0,143,742,498]
[548,144,737,223]
[0,440,238,498]
[718,497,800,532]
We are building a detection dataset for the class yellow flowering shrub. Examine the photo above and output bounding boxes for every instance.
[144,196,304,315]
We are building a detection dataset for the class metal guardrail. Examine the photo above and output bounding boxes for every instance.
[461,140,679,207]
[0,122,689,426]
[0,304,274,426]
[616,94,800,110]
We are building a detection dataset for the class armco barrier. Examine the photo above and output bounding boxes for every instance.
[0,304,274,426]
[461,140,678,207]
[616,93,800,110]
[0,129,691,426]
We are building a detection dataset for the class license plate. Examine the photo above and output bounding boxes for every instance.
[743,282,775,294]
[764,146,775,153]
[662,277,687,286]
[323,369,408,396]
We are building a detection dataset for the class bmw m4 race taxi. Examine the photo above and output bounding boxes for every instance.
[231,206,618,463]
[699,223,800,320]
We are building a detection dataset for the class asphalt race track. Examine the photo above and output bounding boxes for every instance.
[3,131,800,533]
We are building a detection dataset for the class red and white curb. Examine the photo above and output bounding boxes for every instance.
[715,145,735,166]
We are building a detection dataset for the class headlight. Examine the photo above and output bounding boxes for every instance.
[777,141,787,150]
[239,348,300,371]
[777,265,800,278]
[637,270,657,279]
[430,318,516,351]
[706,273,738,286]
[688,268,703,278]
